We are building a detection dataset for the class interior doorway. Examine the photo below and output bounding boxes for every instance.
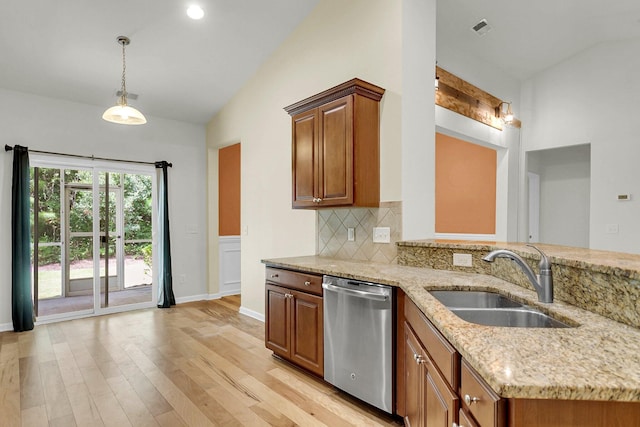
[218,143,241,296]
[526,144,591,248]
[31,160,156,320]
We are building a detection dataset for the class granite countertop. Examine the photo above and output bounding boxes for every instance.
[262,255,640,402]
[399,239,640,280]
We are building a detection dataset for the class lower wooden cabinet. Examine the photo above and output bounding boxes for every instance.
[401,293,505,427]
[265,276,323,376]
[404,320,458,427]
[460,359,504,427]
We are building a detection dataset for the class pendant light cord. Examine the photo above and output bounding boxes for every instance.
[120,39,128,105]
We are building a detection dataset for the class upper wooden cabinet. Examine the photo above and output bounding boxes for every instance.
[285,78,385,209]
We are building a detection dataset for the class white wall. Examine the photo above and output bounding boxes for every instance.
[0,88,207,328]
[206,0,402,317]
[402,0,436,240]
[521,38,640,253]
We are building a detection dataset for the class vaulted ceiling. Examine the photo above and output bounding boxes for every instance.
[1,1,638,125]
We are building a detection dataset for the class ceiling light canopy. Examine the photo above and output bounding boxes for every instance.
[102,36,147,125]
[187,5,204,20]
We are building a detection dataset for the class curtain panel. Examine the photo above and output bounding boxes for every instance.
[156,161,175,308]
[11,145,34,331]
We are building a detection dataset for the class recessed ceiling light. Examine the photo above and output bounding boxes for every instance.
[187,5,204,20]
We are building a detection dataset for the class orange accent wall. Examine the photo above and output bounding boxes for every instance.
[435,133,496,234]
[218,143,241,236]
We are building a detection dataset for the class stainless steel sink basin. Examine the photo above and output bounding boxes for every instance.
[429,290,574,328]
[429,290,523,309]
[450,308,571,328]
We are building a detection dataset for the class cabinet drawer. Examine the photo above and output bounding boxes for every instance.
[265,267,323,296]
[460,359,505,427]
[405,297,459,388]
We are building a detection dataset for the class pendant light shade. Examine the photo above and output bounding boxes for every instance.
[102,104,147,125]
[103,36,147,125]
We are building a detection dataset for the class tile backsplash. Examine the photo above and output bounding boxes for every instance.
[317,201,402,263]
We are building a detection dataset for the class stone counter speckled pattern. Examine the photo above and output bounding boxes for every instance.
[397,240,640,329]
[262,256,640,402]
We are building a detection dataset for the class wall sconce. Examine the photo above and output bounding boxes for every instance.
[497,101,514,125]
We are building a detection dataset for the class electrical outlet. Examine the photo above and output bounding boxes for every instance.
[179,274,186,284]
[347,227,355,241]
[453,253,473,267]
[372,227,391,243]
[606,224,619,234]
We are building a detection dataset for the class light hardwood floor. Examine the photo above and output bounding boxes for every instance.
[0,296,404,426]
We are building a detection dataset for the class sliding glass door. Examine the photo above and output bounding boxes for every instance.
[31,158,156,320]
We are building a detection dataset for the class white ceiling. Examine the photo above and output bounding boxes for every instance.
[2,1,639,125]
[437,0,640,81]
[0,0,319,124]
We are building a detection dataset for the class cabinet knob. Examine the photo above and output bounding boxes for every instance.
[303,281,311,286]
[464,394,480,405]
[270,274,279,278]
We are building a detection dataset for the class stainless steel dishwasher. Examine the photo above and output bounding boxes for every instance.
[322,275,394,413]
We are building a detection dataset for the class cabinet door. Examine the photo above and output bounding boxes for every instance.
[404,323,424,427]
[424,356,458,427]
[458,409,479,427]
[265,284,290,356]
[317,95,353,206]
[290,290,324,376]
[291,109,318,208]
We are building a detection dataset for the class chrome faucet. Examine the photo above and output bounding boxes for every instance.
[482,245,553,303]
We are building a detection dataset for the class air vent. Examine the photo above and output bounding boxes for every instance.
[471,19,492,36]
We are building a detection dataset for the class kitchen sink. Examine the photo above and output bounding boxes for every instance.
[429,290,573,328]
[450,308,571,328]
[429,290,523,309]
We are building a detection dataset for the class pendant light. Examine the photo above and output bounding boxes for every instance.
[102,36,147,125]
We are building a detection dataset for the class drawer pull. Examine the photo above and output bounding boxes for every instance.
[285,293,294,299]
[464,394,480,405]
[304,281,311,286]
[270,274,279,278]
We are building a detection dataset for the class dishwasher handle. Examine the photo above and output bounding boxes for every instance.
[322,282,389,301]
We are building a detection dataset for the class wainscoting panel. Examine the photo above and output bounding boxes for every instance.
[219,236,241,295]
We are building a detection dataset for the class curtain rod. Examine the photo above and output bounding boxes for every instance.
[4,144,172,168]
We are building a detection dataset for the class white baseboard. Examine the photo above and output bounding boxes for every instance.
[175,294,209,304]
[239,306,264,322]
[434,233,497,241]
[208,289,241,300]
[0,322,13,333]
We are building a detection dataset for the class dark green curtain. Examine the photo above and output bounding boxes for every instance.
[156,161,175,308]
[11,145,34,331]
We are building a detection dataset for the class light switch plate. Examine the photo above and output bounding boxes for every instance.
[453,253,473,267]
[372,227,391,243]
